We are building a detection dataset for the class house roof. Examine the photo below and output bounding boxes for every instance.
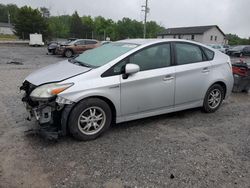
[159,25,225,36]
[0,22,13,28]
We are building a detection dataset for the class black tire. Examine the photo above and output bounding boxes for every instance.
[64,49,73,58]
[52,49,56,55]
[202,84,225,113]
[68,98,112,141]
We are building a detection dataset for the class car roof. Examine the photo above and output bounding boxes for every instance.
[76,39,98,41]
[117,38,204,46]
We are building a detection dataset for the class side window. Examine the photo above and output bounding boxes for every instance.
[86,40,97,45]
[202,47,214,60]
[175,43,203,65]
[75,40,85,45]
[102,43,172,77]
[129,43,171,71]
[243,47,250,52]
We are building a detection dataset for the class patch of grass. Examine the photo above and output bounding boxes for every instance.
[0,34,18,41]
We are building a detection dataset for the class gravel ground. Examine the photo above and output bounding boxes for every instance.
[0,46,250,188]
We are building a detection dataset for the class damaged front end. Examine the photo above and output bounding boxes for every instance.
[20,81,74,140]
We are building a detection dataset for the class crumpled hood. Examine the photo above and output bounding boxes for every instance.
[26,60,91,86]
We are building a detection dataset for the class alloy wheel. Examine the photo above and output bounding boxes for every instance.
[208,89,222,109]
[77,107,106,135]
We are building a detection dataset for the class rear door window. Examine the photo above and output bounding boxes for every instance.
[75,40,85,45]
[202,47,214,60]
[175,43,203,65]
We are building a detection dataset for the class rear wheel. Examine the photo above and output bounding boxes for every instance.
[202,84,224,113]
[68,98,112,141]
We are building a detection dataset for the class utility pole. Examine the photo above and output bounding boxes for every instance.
[7,11,10,25]
[142,0,149,38]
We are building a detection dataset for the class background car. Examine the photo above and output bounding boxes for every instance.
[56,39,101,58]
[47,38,78,55]
[21,39,234,141]
[232,59,250,92]
[227,45,250,57]
[207,44,227,53]
[47,41,59,55]
[101,41,112,45]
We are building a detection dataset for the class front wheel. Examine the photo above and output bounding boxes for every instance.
[202,84,225,113]
[68,98,112,141]
[64,49,73,58]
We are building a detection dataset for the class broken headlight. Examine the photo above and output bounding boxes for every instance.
[30,83,74,100]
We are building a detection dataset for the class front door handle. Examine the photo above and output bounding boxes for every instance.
[163,75,175,81]
[202,67,210,73]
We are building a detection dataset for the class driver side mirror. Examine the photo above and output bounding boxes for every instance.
[123,64,140,79]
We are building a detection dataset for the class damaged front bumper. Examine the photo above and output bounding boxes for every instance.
[20,81,74,139]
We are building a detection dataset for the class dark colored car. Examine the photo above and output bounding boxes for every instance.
[227,45,250,57]
[47,38,78,55]
[47,41,59,55]
[232,60,250,92]
[56,39,101,58]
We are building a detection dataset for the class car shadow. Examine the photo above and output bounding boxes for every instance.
[25,107,203,146]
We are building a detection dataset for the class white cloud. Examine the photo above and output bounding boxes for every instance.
[1,0,250,38]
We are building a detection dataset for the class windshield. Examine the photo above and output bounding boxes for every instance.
[61,40,74,45]
[232,46,245,50]
[75,42,139,67]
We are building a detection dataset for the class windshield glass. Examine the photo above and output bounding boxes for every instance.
[61,40,74,45]
[232,46,245,50]
[75,42,139,67]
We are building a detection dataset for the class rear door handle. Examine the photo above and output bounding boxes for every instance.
[163,75,175,81]
[202,67,210,73]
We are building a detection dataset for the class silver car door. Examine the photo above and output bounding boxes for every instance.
[174,42,212,106]
[120,43,175,116]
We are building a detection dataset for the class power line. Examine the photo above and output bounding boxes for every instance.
[142,0,149,38]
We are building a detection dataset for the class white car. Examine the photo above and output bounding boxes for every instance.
[21,39,234,141]
[207,44,226,53]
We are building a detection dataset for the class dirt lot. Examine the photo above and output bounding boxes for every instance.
[0,45,249,188]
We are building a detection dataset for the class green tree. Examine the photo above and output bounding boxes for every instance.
[226,34,250,45]
[0,4,19,23]
[13,6,49,39]
[48,15,71,38]
[146,21,165,38]
[82,16,94,38]
[116,18,143,39]
[70,11,83,38]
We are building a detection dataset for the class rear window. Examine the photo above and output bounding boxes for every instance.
[75,42,139,67]
[202,47,214,60]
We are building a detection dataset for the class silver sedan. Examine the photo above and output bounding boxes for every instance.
[21,39,234,141]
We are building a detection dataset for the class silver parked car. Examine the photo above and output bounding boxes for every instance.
[21,39,234,140]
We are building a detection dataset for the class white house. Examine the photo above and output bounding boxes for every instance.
[158,25,227,45]
[0,22,14,35]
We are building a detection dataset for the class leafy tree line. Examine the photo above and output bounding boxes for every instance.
[49,11,165,40]
[1,3,250,44]
[0,3,164,40]
[226,34,250,45]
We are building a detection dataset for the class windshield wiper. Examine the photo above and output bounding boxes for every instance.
[68,58,94,68]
